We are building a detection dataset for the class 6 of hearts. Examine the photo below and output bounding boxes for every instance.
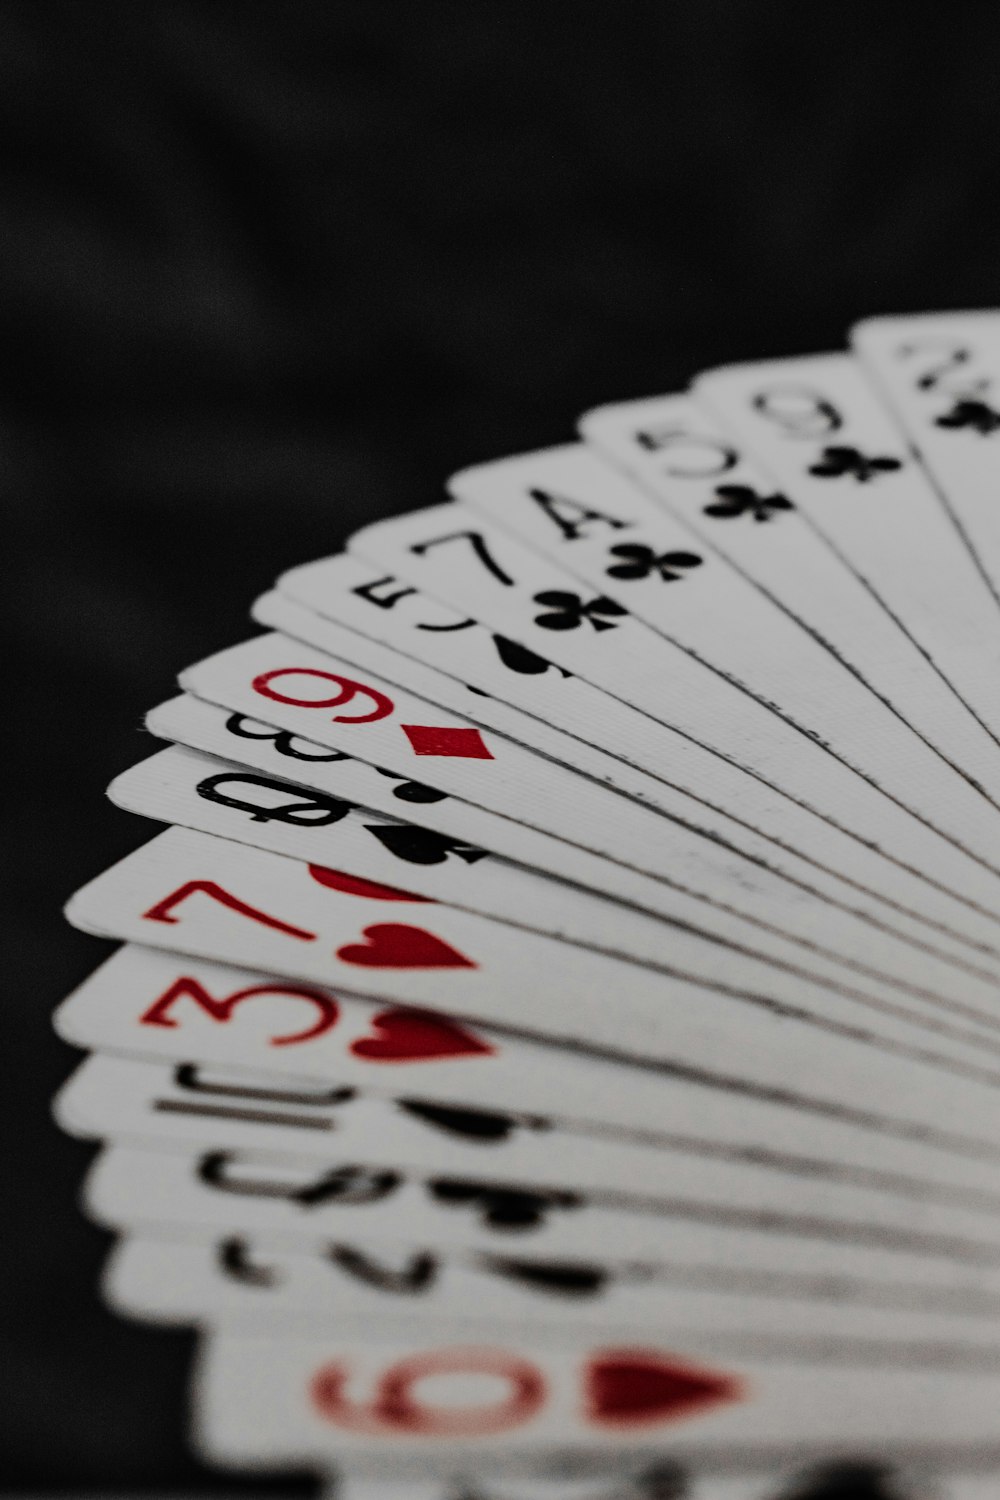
[53,312,1000,1499]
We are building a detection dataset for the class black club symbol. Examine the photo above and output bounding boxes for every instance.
[935,398,1000,436]
[605,543,703,582]
[808,445,903,483]
[532,590,627,632]
[703,483,794,522]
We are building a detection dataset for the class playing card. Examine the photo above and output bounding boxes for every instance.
[327,1467,971,1499]
[327,1477,687,1500]
[55,946,1000,1210]
[88,1139,1000,1314]
[444,444,1000,835]
[694,354,1000,751]
[105,742,1000,1048]
[261,574,1000,979]
[853,313,1000,607]
[63,827,1000,1143]
[55,1051,1000,1253]
[192,1327,1000,1474]
[325,1476,710,1500]
[345,501,1000,928]
[176,628,1000,1014]
[152,685,1000,1016]
[49,307,1000,1490]
[580,391,1000,813]
[80,1128,1000,1314]
[103,1230,1000,1351]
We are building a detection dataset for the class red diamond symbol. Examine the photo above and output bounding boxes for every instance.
[401,724,494,759]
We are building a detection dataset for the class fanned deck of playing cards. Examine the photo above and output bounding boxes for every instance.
[51,312,1000,1500]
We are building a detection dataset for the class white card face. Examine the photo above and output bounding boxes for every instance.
[328,1477,790,1500]
[160,685,1000,1013]
[329,1480,681,1500]
[936,1482,1000,1500]
[336,1477,952,1500]
[55,1051,1000,1250]
[87,1142,1000,1295]
[445,445,1000,850]
[61,827,1000,1143]
[176,629,1000,1016]
[106,743,1000,1054]
[104,1231,1000,1352]
[330,1474,948,1500]
[69,826,788,1058]
[179,627,887,978]
[151,691,1000,996]
[193,1327,1000,1473]
[57,946,1000,1207]
[581,390,1000,814]
[263,574,1000,983]
[693,353,1000,750]
[853,312,1000,609]
[346,500,1000,928]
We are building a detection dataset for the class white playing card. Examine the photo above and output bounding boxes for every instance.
[54,1051,1000,1252]
[853,312,1000,607]
[328,1473,947,1500]
[694,354,1000,751]
[263,572,1000,981]
[106,743,1000,1050]
[104,1231,1000,1351]
[176,628,1000,1014]
[445,445,1000,852]
[274,548,979,961]
[52,308,1000,1492]
[327,1477,718,1500]
[581,391,1000,814]
[346,501,1000,931]
[192,1327,1000,1473]
[158,681,1000,984]
[325,1476,697,1500]
[325,1478,675,1500]
[56,946,1000,1211]
[87,1142,1000,1293]
[933,1481,1000,1500]
[62,827,1000,1147]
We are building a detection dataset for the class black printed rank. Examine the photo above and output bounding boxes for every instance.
[328,1244,438,1293]
[605,544,703,582]
[199,1152,400,1207]
[225,714,349,763]
[173,1064,353,1109]
[703,483,793,522]
[935,397,1000,435]
[808,445,903,483]
[196,772,355,827]
[218,1236,439,1294]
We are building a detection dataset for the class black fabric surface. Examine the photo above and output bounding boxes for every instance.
[4,3,1000,1493]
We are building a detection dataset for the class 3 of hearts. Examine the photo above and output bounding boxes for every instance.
[51,312,1000,1499]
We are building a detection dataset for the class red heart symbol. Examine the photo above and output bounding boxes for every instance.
[337,923,477,970]
[586,1350,743,1428]
[351,1008,495,1062]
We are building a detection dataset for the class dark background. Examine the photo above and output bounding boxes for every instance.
[5,2,999,1494]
